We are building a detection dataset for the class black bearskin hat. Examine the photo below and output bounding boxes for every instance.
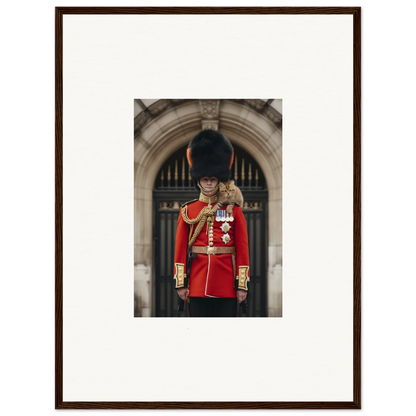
[186,130,234,186]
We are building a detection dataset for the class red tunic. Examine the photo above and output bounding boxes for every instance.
[173,198,250,298]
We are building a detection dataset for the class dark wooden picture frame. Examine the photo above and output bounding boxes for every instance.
[56,7,361,409]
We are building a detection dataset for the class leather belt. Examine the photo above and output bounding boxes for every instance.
[191,246,236,255]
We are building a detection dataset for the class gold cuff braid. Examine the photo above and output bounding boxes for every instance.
[174,263,186,288]
[236,266,250,290]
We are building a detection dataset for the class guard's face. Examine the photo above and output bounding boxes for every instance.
[200,177,218,191]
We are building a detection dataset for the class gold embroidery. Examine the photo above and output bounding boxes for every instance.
[174,263,186,288]
[236,266,250,290]
[198,193,218,203]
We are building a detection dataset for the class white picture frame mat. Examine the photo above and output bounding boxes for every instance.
[63,14,354,401]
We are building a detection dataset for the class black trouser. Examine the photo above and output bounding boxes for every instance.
[188,297,238,317]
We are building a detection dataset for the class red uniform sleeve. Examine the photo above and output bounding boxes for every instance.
[234,206,250,291]
[173,207,190,289]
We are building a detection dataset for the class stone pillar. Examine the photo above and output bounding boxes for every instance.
[134,264,151,317]
[267,190,282,317]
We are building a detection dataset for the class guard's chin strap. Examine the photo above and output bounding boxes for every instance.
[197,181,220,194]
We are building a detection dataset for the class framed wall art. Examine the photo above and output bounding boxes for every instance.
[56,7,361,409]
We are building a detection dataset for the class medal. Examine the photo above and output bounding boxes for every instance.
[220,222,231,233]
[221,233,231,244]
[220,209,226,222]
[217,209,225,222]
[216,210,221,222]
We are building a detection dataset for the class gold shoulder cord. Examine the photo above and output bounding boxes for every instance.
[182,205,220,247]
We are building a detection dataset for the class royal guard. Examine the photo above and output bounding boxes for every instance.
[173,129,250,317]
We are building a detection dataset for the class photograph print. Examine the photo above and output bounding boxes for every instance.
[134,99,282,317]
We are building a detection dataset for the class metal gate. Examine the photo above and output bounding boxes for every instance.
[153,144,268,317]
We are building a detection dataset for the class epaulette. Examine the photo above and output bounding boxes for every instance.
[181,199,198,207]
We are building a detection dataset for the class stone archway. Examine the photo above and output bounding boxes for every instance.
[134,99,282,317]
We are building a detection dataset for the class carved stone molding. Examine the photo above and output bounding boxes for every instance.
[199,100,220,119]
[134,99,282,139]
[134,99,197,140]
[201,120,219,130]
[199,100,220,130]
